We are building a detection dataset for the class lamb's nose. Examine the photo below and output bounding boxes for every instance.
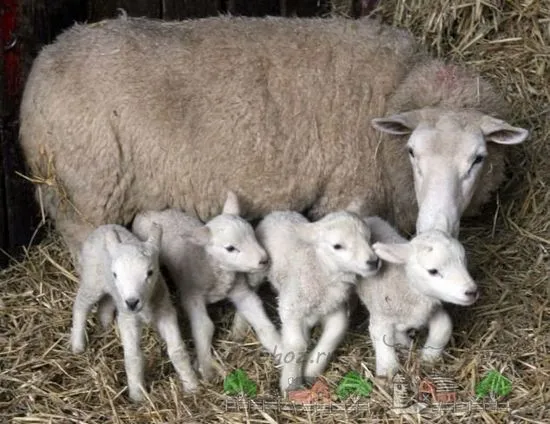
[125,298,140,311]
[465,289,479,300]
[366,258,380,270]
[259,256,269,266]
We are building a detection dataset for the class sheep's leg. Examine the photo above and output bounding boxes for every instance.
[279,317,309,395]
[117,312,145,402]
[395,329,413,348]
[369,319,399,378]
[155,302,199,393]
[97,295,117,329]
[228,273,266,341]
[70,284,104,354]
[228,278,280,356]
[181,297,216,381]
[421,308,452,362]
[304,307,348,378]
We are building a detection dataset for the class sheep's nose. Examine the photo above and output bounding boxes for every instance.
[125,298,140,311]
[259,255,269,267]
[366,258,380,270]
[465,288,479,301]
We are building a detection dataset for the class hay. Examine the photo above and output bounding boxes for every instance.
[1,1,549,422]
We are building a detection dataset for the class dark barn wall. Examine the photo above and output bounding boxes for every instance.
[0,0,374,267]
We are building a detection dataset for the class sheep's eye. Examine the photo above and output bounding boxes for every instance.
[472,155,485,166]
[333,244,343,250]
[225,245,237,252]
[428,269,439,276]
[147,269,154,277]
[407,147,415,158]
[112,272,117,279]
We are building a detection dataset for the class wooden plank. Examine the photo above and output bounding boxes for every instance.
[162,0,222,20]
[88,0,161,22]
[227,0,281,17]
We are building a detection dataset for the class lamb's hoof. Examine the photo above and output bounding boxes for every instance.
[128,387,146,403]
[71,337,86,354]
[182,376,200,393]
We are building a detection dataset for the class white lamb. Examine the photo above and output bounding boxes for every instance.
[252,206,381,394]
[70,223,198,402]
[132,191,281,381]
[357,216,479,378]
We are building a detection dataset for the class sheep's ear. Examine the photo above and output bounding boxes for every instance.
[183,226,211,246]
[105,229,121,255]
[222,191,241,216]
[296,222,317,244]
[480,115,528,145]
[373,242,412,264]
[371,111,420,135]
[345,197,364,216]
[146,223,162,248]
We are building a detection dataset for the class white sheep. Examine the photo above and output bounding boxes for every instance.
[356,216,479,378]
[70,223,198,402]
[251,206,381,394]
[132,192,281,381]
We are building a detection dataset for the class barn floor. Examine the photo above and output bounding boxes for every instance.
[1,1,549,423]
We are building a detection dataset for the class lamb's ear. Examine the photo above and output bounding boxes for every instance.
[480,115,529,145]
[146,223,162,249]
[105,229,121,255]
[373,242,412,264]
[371,111,420,135]
[345,197,364,216]
[182,226,211,246]
[222,191,241,216]
[295,222,317,244]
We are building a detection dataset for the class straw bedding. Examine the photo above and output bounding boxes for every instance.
[1,1,549,422]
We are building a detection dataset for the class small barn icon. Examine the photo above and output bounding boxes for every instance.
[418,374,458,404]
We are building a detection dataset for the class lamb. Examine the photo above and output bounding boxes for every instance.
[19,16,528,264]
[131,192,281,381]
[251,205,380,394]
[70,223,198,401]
[356,216,479,378]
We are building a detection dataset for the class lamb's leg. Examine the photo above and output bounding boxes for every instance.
[70,283,104,354]
[181,296,216,381]
[155,301,199,393]
[279,317,309,395]
[97,295,117,329]
[304,307,348,378]
[369,319,399,378]
[228,273,266,341]
[228,277,280,355]
[117,312,145,402]
[395,329,413,348]
[421,308,452,362]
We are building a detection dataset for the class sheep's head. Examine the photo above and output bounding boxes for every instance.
[105,224,162,313]
[298,208,380,279]
[372,108,528,237]
[373,230,478,306]
[184,191,269,272]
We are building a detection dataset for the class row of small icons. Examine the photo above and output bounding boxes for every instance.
[222,368,512,414]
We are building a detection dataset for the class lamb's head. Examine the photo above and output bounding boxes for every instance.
[298,210,380,279]
[105,224,162,313]
[372,108,528,237]
[184,191,269,272]
[373,230,478,306]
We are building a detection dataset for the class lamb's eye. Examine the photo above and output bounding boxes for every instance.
[472,155,485,166]
[407,147,415,158]
[147,269,153,277]
[112,272,117,279]
[428,269,439,276]
[225,245,236,252]
[333,244,343,250]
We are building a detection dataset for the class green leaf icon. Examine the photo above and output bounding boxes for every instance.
[336,371,373,400]
[223,369,257,398]
[475,370,512,399]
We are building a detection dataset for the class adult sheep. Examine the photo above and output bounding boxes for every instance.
[19,15,528,262]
